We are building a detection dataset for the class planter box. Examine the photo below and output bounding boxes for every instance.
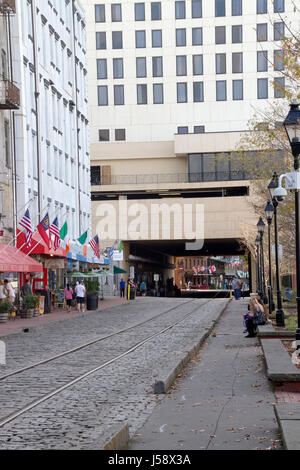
[0,312,8,323]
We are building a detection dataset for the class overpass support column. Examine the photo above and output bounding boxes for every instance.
[249,251,257,294]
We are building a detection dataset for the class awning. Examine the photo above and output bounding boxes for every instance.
[16,230,66,258]
[114,266,127,274]
[0,244,44,273]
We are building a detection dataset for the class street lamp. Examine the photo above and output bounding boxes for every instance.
[257,217,266,299]
[283,102,300,348]
[268,172,285,326]
[264,200,275,319]
[255,235,261,294]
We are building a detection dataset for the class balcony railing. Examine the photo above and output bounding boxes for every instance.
[0,79,20,109]
[92,171,250,186]
[0,0,16,13]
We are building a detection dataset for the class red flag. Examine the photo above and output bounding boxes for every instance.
[37,213,50,249]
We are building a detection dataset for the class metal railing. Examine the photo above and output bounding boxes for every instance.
[0,79,20,109]
[0,0,16,13]
[92,171,249,186]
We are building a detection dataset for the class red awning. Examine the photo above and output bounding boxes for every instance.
[16,230,67,258]
[0,244,44,273]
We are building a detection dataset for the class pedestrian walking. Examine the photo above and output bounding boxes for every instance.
[0,281,6,302]
[120,278,125,298]
[21,279,33,297]
[140,280,146,296]
[4,279,15,306]
[64,283,73,312]
[75,280,86,312]
[232,276,241,300]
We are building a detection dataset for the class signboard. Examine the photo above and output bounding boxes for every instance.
[154,274,160,282]
[130,266,135,279]
[44,259,65,269]
[113,250,124,261]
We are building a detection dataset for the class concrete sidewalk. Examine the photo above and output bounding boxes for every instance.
[0,296,129,337]
[129,298,283,450]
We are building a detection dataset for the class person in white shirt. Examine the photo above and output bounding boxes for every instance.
[4,279,15,305]
[75,280,86,312]
[0,281,6,301]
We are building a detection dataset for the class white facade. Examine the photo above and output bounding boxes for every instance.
[13,0,90,240]
[84,0,297,144]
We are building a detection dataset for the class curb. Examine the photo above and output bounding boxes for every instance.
[102,423,130,450]
[153,298,231,394]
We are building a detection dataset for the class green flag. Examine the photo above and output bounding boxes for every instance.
[59,221,68,241]
[118,240,124,252]
[78,231,88,245]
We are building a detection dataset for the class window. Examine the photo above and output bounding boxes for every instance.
[274,77,285,98]
[114,85,124,105]
[274,22,284,41]
[176,55,187,76]
[152,56,163,76]
[115,129,126,141]
[216,80,227,101]
[176,28,186,46]
[274,50,284,71]
[95,4,105,22]
[215,0,225,16]
[151,2,161,20]
[4,120,10,168]
[136,57,147,77]
[111,4,122,21]
[152,29,162,47]
[113,58,123,78]
[215,26,226,44]
[91,166,101,185]
[193,82,204,102]
[136,30,146,47]
[257,0,267,14]
[192,0,202,18]
[232,0,242,15]
[192,28,203,45]
[257,23,267,41]
[137,84,147,104]
[232,25,242,43]
[257,78,268,99]
[193,55,203,75]
[99,129,109,141]
[97,59,107,79]
[274,0,284,12]
[177,82,187,102]
[96,31,106,49]
[257,51,268,71]
[194,125,205,133]
[153,83,164,103]
[112,31,123,49]
[135,3,145,21]
[233,80,243,100]
[216,53,226,74]
[175,1,186,19]
[232,52,243,73]
[178,126,188,134]
[98,85,108,105]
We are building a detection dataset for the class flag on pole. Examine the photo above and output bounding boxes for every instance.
[118,240,124,252]
[59,221,68,241]
[37,213,50,248]
[89,235,100,258]
[49,217,60,250]
[78,231,88,245]
[109,244,114,258]
[19,209,33,247]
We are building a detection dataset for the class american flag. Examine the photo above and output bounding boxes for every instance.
[49,217,60,250]
[19,209,33,247]
[89,235,100,258]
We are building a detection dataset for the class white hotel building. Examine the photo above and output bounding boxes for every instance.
[13,0,90,242]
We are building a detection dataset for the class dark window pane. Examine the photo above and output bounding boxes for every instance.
[216,53,226,74]
[137,84,147,104]
[176,28,186,46]
[99,129,109,141]
[215,0,225,16]
[257,0,267,13]
[215,26,226,44]
[91,166,101,185]
[177,82,187,102]
[216,80,226,101]
[192,27,203,45]
[274,0,284,12]
[113,58,123,78]
[257,78,268,98]
[192,0,202,18]
[152,29,162,47]
[176,55,187,76]
[152,56,163,76]
[111,4,122,21]
[115,129,126,141]
[97,59,107,79]
[193,54,203,75]
[153,83,163,103]
[95,4,105,22]
[274,77,285,98]
[232,0,242,15]
[112,31,123,49]
[232,52,243,73]
[257,23,267,41]
[193,82,204,102]
[257,51,268,71]
[136,30,146,47]
[98,86,108,105]
[232,25,242,43]
[114,85,124,105]
[135,3,145,20]
[178,126,188,134]
[136,57,147,77]
[233,80,243,100]
[274,22,284,40]
[96,31,106,49]
[194,125,205,133]
[151,2,161,20]
[175,1,186,19]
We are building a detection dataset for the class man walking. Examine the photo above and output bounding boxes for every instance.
[75,280,86,312]
[120,278,125,298]
[232,276,241,300]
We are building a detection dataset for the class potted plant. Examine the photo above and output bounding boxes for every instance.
[85,279,99,311]
[33,295,40,317]
[22,294,38,319]
[0,300,11,323]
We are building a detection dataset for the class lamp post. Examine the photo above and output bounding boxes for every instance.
[264,200,275,319]
[283,102,300,348]
[268,172,285,326]
[255,235,261,293]
[257,217,266,299]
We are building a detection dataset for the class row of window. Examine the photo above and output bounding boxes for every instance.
[96,50,283,80]
[97,78,285,106]
[95,22,284,50]
[97,125,205,143]
[95,0,284,23]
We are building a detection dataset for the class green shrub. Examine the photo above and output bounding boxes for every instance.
[0,300,11,313]
[23,294,39,310]
[85,279,99,293]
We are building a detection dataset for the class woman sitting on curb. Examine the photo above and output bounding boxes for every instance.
[243,293,268,338]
